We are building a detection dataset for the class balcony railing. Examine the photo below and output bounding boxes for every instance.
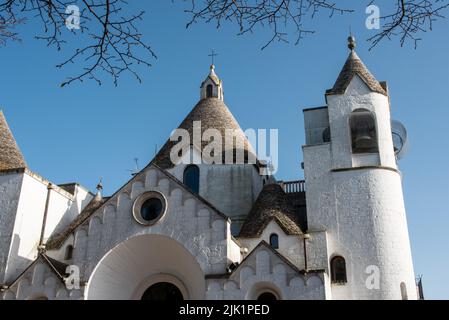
[279,180,305,193]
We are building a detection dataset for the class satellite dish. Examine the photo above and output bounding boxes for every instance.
[391,120,408,159]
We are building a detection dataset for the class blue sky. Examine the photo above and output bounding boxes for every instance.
[1,1,448,299]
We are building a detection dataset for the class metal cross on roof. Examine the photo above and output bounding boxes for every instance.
[208,49,218,65]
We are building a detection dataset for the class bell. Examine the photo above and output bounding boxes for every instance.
[355,134,374,149]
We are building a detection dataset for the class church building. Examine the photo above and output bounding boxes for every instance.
[0,37,418,300]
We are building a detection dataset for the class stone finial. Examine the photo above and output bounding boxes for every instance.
[95,178,103,200]
[348,35,356,51]
[96,178,103,192]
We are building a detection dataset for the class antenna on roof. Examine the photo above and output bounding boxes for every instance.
[127,158,140,176]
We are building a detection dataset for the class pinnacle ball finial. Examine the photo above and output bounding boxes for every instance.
[348,35,356,51]
[96,178,103,192]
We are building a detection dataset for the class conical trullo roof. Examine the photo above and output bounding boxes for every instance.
[0,110,27,171]
[153,97,257,169]
[328,51,387,96]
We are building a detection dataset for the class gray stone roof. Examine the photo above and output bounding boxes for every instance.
[153,97,257,169]
[2,253,68,287]
[239,184,305,237]
[327,51,387,96]
[0,110,27,171]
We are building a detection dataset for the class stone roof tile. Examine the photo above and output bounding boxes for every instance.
[153,98,257,169]
[0,110,27,171]
[327,51,387,96]
[239,184,304,237]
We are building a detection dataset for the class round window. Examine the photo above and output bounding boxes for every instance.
[141,198,163,221]
[133,191,167,225]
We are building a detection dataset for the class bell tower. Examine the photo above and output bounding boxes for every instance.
[200,64,224,101]
[302,36,416,299]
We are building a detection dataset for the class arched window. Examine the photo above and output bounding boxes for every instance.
[29,295,48,300]
[350,109,378,153]
[206,84,213,98]
[64,245,74,260]
[400,282,408,300]
[141,282,184,301]
[257,292,277,301]
[331,256,347,284]
[269,234,279,249]
[183,165,200,194]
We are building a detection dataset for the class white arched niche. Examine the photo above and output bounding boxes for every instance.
[85,234,206,300]
[246,281,283,300]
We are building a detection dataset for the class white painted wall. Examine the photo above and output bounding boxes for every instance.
[1,257,83,300]
[206,245,326,300]
[167,146,265,234]
[326,75,397,169]
[240,221,305,269]
[304,107,330,145]
[303,75,417,299]
[3,170,92,284]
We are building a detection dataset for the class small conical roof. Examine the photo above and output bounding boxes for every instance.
[239,184,304,237]
[328,51,387,96]
[153,98,257,169]
[204,64,220,85]
[0,110,27,171]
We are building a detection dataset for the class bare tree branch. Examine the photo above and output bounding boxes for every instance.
[182,0,449,50]
[0,12,25,45]
[368,0,449,49]
[182,0,354,49]
[0,0,156,86]
[1,1,448,86]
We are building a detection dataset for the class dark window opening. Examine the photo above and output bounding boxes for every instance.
[141,282,184,301]
[350,110,378,153]
[257,292,277,301]
[184,165,200,194]
[206,84,213,98]
[140,198,163,222]
[322,126,331,143]
[270,234,279,249]
[331,256,347,284]
[64,245,73,260]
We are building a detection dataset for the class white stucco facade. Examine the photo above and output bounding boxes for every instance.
[0,49,418,300]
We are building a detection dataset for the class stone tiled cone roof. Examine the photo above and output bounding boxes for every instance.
[239,184,304,237]
[0,110,27,171]
[328,51,387,96]
[153,98,257,169]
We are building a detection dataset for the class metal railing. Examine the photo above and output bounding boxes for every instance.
[279,180,305,193]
